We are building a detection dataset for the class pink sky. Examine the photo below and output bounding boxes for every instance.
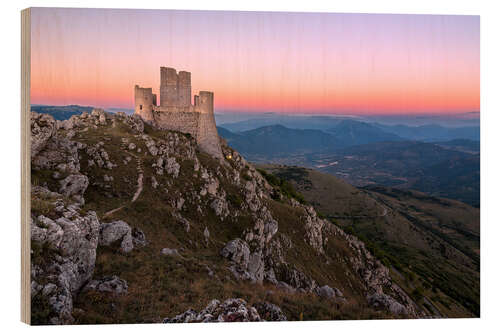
[30,8,479,115]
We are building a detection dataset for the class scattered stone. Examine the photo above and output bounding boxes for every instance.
[206,179,219,195]
[165,157,180,178]
[151,176,158,189]
[176,198,185,210]
[131,227,148,248]
[221,239,250,268]
[58,174,89,204]
[315,285,336,300]
[210,198,229,218]
[204,226,210,246]
[99,220,133,253]
[161,248,179,256]
[83,275,128,295]
[277,281,295,293]
[368,293,407,315]
[99,113,107,125]
[253,302,287,321]
[173,213,190,232]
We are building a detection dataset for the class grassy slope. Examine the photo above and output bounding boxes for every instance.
[258,164,479,318]
[32,120,395,323]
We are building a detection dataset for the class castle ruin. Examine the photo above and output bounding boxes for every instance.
[134,67,222,158]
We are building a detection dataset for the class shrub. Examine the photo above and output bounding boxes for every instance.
[227,193,243,208]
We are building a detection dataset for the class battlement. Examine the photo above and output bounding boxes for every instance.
[134,67,222,158]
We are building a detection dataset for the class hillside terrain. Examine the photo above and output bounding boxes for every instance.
[259,165,480,317]
[30,110,430,325]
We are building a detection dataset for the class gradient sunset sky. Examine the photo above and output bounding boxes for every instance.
[30,8,479,115]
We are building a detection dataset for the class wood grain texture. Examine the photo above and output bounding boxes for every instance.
[21,7,31,325]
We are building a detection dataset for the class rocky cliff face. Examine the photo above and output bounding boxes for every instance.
[30,110,425,324]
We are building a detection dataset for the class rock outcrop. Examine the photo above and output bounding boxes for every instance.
[31,112,57,158]
[252,302,287,321]
[30,187,100,324]
[163,298,287,323]
[83,276,129,295]
[99,220,147,253]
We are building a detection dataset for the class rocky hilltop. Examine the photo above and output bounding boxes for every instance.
[30,110,426,324]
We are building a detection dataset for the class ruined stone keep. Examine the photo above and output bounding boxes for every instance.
[134,67,222,158]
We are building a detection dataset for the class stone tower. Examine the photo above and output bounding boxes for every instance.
[177,71,191,107]
[159,67,192,107]
[134,85,156,123]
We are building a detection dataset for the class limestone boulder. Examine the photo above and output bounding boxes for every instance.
[99,221,148,253]
[367,293,407,316]
[315,285,344,301]
[32,137,82,174]
[163,298,262,323]
[221,239,250,268]
[99,220,134,253]
[165,157,180,178]
[252,302,287,321]
[59,174,89,204]
[128,114,145,133]
[131,227,148,248]
[274,263,317,291]
[161,248,179,256]
[210,197,229,219]
[31,112,57,158]
[30,187,100,324]
[83,276,128,295]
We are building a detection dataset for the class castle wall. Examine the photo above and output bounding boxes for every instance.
[153,110,200,139]
[134,85,155,123]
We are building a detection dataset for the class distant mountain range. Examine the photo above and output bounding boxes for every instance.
[220,115,355,132]
[30,105,134,120]
[326,119,403,145]
[218,125,341,156]
[221,116,479,142]
[218,120,405,155]
[31,105,94,120]
[218,124,480,206]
